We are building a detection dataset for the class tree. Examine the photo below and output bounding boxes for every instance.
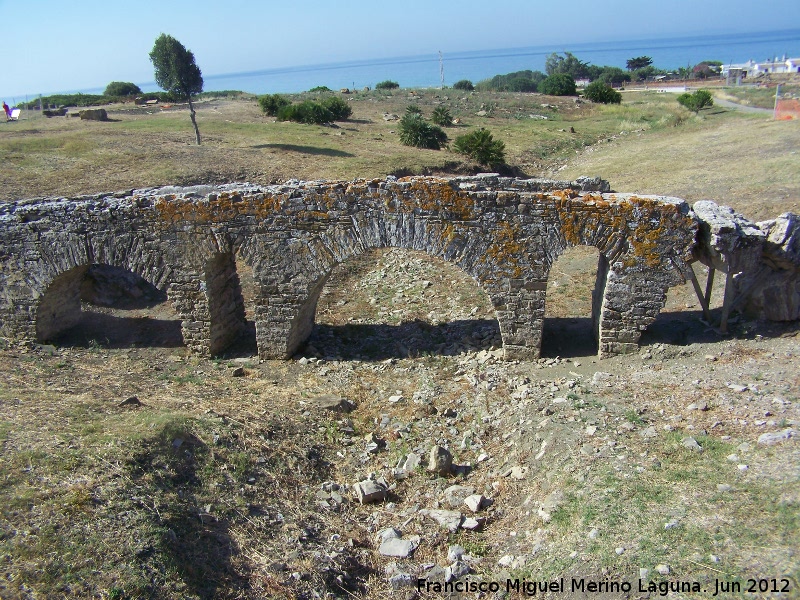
[583,81,622,104]
[104,81,142,97]
[540,73,577,96]
[693,61,722,79]
[149,34,204,145]
[595,66,631,86]
[677,89,714,113]
[626,56,653,71]
[453,79,474,91]
[376,80,399,90]
[545,52,590,79]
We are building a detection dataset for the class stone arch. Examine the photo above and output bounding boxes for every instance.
[32,234,176,343]
[307,246,501,359]
[249,212,544,360]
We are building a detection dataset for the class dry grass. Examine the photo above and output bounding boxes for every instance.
[556,94,800,221]
[1,88,799,599]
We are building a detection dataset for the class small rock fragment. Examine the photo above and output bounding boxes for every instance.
[464,494,485,513]
[353,479,387,504]
[428,445,453,475]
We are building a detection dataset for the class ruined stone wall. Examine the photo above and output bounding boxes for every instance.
[0,175,699,360]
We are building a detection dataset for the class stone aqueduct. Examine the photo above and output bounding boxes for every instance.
[0,174,710,360]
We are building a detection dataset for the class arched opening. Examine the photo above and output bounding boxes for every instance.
[542,246,606,358]
[301,248,500,361]
[204,253,250,356]
[36,264,182,348]
[224,255,259,356]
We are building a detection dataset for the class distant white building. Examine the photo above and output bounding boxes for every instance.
[722,55,800,78]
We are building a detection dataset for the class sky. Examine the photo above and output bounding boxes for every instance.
[2,0,800,98]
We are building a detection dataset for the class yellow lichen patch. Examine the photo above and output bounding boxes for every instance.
[296,210,331,222]
[153,193,286,227]
[484,221,524,279]
[387,180,476,221]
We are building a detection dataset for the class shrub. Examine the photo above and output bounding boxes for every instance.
[475,70,545,93]
[104,81,142,97]
[376,80,400,90]
[677,89,714,113]
[453,128,506,167]
[453,79,474,91]
[277,101,334,124]
[398,114,448,149]
[431,106,453,127]
[258,93,290,116]
[583,81,622,104]
[540,73,577,96]
[405,105,423,116]
[506,76,539,92]
[319,96,352,120]
[308,86,332,92]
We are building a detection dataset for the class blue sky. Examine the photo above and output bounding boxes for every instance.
[2,0,799,98]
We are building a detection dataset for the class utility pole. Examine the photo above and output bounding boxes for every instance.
[774,83,781,120]
[439,51,445,89]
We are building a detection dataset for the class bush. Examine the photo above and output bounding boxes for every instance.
[431,106,453,127]
[376,80,400,90]
[540,73,577,96]
[258,93,290,116]
[319,96,352,120]
[453,79,474,91]
[583,81,622,104]
[677,89,714,113]
[398,114,448,149]
[277,101,334,124]
[453,128,506,167]
[405,105,423,116]
[104,81,142,97]
[308,86,332,92]
[475,70,545,93]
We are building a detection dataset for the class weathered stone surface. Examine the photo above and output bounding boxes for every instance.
[744,213,800,321]
[353,479,386,504]
[442,485,474,508]
[427,445,453,475]
[79,108,108,121]
[311,395,354,413]
[379,536,420,558]
[9,175,783,362]
[685,202,800,325]
[422,509,463,532]
[757,429,795,446]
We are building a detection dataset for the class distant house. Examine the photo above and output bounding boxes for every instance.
[722,55,800,78]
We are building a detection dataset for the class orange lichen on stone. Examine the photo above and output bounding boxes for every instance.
[484,221,524,278]
[154,193,286,227]
[389,180,476,221]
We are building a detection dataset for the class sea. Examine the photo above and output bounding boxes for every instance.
[180,29,800,95]
[64,28,800,97]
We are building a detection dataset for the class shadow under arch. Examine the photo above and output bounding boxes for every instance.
[541,245,607,358]
[38,264,183,349]
[298,247,502,361]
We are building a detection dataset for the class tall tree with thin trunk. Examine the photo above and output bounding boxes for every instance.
[149,34,204,145]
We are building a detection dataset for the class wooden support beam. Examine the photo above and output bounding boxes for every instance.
[719,270,735,334]
[704,267,715,307]
[686,263,712,322]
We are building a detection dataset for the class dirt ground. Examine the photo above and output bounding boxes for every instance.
[0,94,798,599]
